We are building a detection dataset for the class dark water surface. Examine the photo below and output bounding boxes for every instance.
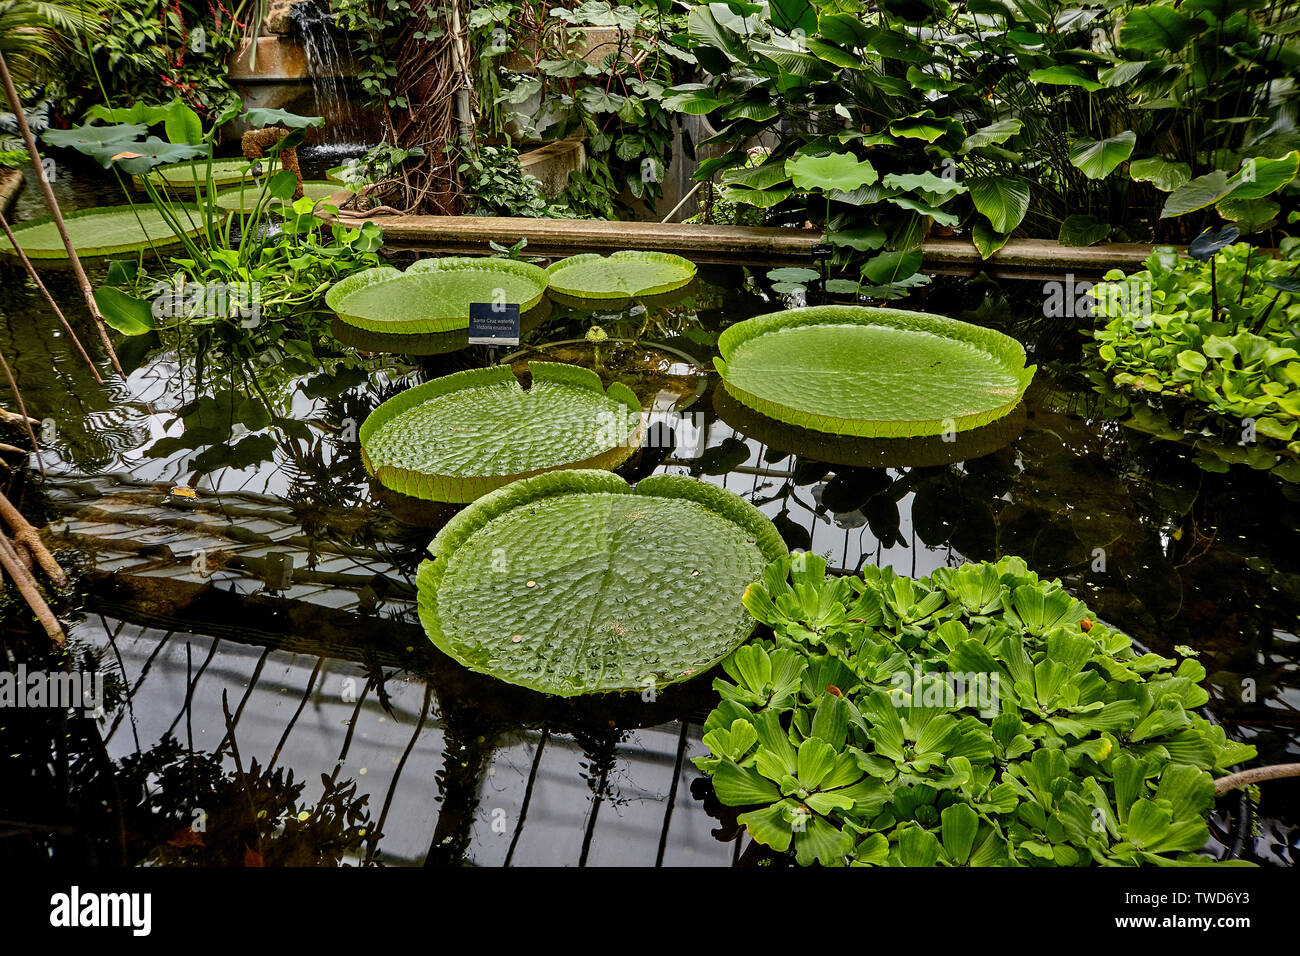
[1,166,1296,866]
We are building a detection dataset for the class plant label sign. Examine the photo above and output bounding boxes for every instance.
[468,302,521,346]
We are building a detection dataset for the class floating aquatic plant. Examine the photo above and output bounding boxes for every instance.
[545,250,697,300]
[325,257,549,334]
[714,306,1035,438]
[415,470,788,696]
[360,362,644,503]
[0,204,205,261]
[697,552,1256,866]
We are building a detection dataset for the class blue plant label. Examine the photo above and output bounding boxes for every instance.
[468,302,521,345]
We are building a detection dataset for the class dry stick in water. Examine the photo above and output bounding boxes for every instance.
[0,534,64,645]
[0,210,103,385]
[0,49,123,377]
[1214,763,1300,795]
[0,346,43,478]
[0,490,65,587]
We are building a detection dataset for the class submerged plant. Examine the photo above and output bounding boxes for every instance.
[696,553,1255,866]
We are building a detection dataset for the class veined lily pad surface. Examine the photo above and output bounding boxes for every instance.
[326,257,549,334]
[360,362,644,503]
[138,157,255,190]
[546,250,697,300]
[0,204,203,261]
[214,179,340,214]
[715,305,1035,437]
[416,470,789,696]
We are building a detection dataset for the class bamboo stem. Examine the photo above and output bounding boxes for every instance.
[0,490,66,587]
[0,533,63,645]
[0,210,103,385]
[0,49,122,376]
[0,345,43,478]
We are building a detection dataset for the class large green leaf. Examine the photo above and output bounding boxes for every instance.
[1225,151,1300,200]
[93,285,156,335]
[0,204,204,261]
[1119,6,1204,53]
[1160,170,1234,218]
[415,470,789,696]
[545,251,696,300]
[1129,156,1191,192]
[360,362,644,503]
[968,175,1031,233]
[325,257,549,333]
[714,306,1035,437]
[960,118,1023,153]
[1069,131,1136,179]
[785,152,878,192]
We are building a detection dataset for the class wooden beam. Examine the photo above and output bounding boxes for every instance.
[321,200,1170,274]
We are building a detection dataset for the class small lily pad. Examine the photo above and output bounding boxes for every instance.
[545,250,696,300]
[214,179,340,214]
[326,257,549,334]
[136,157,257,190]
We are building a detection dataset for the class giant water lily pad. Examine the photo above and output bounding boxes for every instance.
[140,157,255,189]
[0,204,204,261]
[416,470,788,695]
[329,297,551,356]
[713,386,1026,468]
[136,157,256,190]
[326,257,549,334]
[715,306,1035,438]
[361,362,645,503]
[214,179,340,214]
[545,251,696,300]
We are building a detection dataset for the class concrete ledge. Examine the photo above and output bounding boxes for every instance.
[519,136,587,197]
[320,207,1170,272]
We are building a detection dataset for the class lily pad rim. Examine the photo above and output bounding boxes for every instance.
[714,304,1036,438]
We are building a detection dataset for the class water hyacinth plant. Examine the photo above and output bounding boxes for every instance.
[696,553,1255,866]
[1090,241,1300,451]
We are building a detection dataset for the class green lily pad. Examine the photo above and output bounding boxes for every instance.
[712,386,1027,468]
[328,297,551,356]
[326,257,549,334]
[360,362,645,503]
[415,470,789,696]
[545,250,696,300]
[136,157,257,190]
[714,306,1035,438]
[214,179,340,214]
[0,204,204,261]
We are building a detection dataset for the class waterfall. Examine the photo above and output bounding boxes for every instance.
[292,0,362,152]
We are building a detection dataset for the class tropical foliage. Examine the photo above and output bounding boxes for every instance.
[663,0,1300,277]
[1090,239,1300,453]
[696,553,1255,866]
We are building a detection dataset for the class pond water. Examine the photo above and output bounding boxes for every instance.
[1,163,1296,866]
